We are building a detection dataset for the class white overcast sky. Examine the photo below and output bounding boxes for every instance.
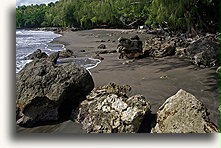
[16,0,59,6]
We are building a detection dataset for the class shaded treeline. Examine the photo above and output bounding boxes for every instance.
[16,0,219,33]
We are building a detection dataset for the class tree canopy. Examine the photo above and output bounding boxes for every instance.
[149,0,219,33]
[16,0,219,32]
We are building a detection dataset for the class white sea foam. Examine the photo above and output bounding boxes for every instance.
[16,60,32,73]
[86,58,101,70]
[16,29,62,73]
[16,31,23,35]
[57,57,101,70]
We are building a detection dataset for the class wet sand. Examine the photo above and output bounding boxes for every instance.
[17,29,220,133]
[16,120,86,133]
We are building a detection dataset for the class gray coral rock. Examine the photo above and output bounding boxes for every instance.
[75,83,151,133]
[152,89,219,133]
[143,37,176,58]
[151,41,176,58]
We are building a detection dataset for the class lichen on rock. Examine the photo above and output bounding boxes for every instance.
[152,89,219,133]
[75,82,151,133]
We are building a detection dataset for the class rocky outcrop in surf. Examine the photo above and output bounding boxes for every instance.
[16,54,94,127]
[25,49,75,61]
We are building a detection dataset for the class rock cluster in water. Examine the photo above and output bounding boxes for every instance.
[25,49,75,60]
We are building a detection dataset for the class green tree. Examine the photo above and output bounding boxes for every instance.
[16,4,49,28]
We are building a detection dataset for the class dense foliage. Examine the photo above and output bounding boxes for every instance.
[149,0,220,32]
[16,0,219,32]
[16,4,50,28]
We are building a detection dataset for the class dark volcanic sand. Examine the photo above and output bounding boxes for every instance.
[17,29,220,133]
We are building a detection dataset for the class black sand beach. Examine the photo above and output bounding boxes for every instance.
[17,29,220,133]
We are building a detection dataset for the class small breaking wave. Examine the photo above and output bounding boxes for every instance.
[16,31,23,35]
[16,29,63,73]
[16,59,32,73]
[16,29,100,73]
[57,57,101,70]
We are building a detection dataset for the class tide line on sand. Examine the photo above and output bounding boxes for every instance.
[57,57,101,70]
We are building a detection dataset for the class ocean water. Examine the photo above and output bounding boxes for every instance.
[16,29,100,73]
[16,29,63,72]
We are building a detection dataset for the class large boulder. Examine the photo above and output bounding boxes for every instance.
[152,89,219,133]
[25,49,48,60]
[117,36,143,59]
[75,82,151,133]
[16,55,94,127]
[186,39,219,67]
